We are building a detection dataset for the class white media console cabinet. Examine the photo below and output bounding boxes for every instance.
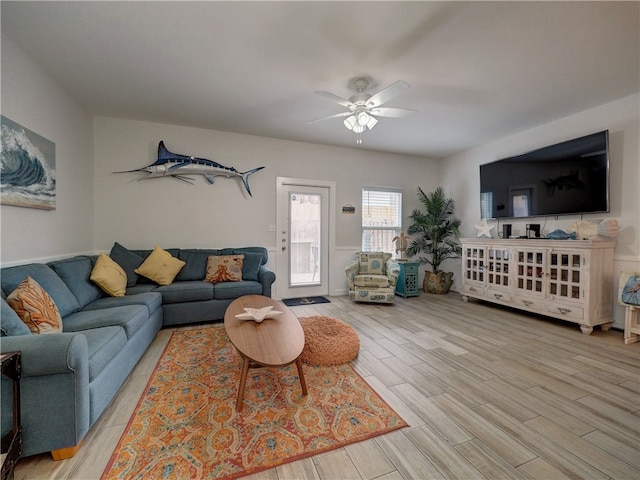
[461,238,616,334]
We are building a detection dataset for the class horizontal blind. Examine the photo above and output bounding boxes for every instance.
[362,187,402,254]
[362,188,402,228]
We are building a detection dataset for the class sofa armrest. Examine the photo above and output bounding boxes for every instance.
[345,262,359,289]
[1,333,88,377]
[1,333,91,457]
[386,260,401,287]
[258,265,276,297]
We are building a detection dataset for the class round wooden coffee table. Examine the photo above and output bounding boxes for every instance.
[224,295,308,411]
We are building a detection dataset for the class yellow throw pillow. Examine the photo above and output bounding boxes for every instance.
[7,276,63,334]
[205,255,244,283]
[135,246,186,286]
[91,253,127,297]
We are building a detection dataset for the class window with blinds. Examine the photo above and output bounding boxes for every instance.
[480,192,493,219]
[362,187,402,255]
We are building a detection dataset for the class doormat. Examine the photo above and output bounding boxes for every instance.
[102,325,406,480]
[282,296,330,306]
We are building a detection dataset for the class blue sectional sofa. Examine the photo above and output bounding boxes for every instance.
[0,246,275,459]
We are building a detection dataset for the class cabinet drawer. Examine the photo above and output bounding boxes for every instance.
[513,295,544,312]
[486,288,512,303]
[402,263,419,274]
[462,283,485,298]
[545,302,584,321]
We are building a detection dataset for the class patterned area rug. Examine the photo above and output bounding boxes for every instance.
[102,325,406,479]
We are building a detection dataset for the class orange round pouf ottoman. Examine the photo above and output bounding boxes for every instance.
[298,316,360,366]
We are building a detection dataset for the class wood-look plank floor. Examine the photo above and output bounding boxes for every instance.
[13,294,640,480]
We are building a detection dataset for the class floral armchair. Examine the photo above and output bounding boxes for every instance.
[345,252,400,304]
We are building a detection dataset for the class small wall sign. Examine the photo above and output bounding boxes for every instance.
[342,204,356,214]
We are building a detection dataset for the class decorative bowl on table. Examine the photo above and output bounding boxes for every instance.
[235,306,282,323]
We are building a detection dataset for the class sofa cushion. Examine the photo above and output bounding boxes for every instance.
[135,246,186,286]
[110,242,144,287]
[90,253,127,297]
[49,256,102,308]
[176,249,221,281]
[154,281,214,304]
[354,274,390,288]
[125,284,158,296]
[7,276,63,334]
[81,326,128,382]
[63,304,149,339]
[205,255,244,283]
[1,297,31,336]
[214,281,263,300]
[82,292,163,318]
[1,263,80,317]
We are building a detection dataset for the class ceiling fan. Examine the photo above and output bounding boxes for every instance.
[309,78,415,144]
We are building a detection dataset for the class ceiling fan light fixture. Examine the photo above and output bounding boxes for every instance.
[343,115,357,130]
[311,77,413,145]
[356,111,370,125]
[365,115,378,130]
[352,123,366,134]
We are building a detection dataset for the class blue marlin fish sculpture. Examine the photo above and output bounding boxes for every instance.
[116,141,265,196]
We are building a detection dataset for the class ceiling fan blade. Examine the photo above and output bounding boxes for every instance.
[369,107,416,118]
[307,111,352,124]
[314,90,355,108]
[367,80,410,107]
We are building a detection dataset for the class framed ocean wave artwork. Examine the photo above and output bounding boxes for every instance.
[1,115,56,210]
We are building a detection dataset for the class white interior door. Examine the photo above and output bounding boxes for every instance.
[276,178,332,300]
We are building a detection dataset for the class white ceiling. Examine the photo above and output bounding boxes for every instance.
[2,1,638,159]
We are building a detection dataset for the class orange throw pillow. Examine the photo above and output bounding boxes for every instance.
[7,276,63,334]
[205,255,244,283]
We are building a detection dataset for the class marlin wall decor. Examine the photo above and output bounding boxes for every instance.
[115,141,265,196]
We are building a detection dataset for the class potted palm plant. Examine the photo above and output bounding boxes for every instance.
[406,187,462,294]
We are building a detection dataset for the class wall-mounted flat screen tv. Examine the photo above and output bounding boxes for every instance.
[480,130,609,219]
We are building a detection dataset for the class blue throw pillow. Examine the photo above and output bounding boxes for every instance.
[110,242,144,287]
[49,256,102,308]
[1,297,31,336]
[233,250,263,281]
[177,249,221,281]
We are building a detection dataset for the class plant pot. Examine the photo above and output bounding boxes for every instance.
[423,271,454,294]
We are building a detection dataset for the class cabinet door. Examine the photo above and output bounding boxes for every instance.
[547,250,584,302]
[514,248,546,297]
[463,245,486,285]
[487,247,511,289]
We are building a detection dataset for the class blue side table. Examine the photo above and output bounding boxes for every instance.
[395,261,420,298]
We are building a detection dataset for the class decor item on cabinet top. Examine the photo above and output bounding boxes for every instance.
[406,187,461,294]
[392,231,410,261]
[567,219,619,239]
[474,218,495,238]
[114,141,264,196]
[546,229,577,240]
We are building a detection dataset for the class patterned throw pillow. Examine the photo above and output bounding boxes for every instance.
[356,252,389,275]
[205,255,244,283]
[6,276,63,334]
[134,246,186,286]
[90,253,127,297]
